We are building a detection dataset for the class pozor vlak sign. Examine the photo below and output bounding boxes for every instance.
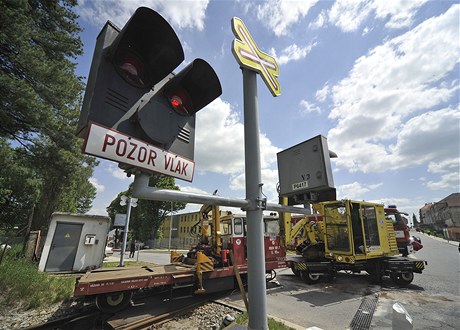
[84,122,194,182]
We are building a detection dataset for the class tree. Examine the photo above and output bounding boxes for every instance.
[0,138,40,232]
[107,175,186,242]
[0,0,83,144]
[28,136,98,229]
[0,0,98,230]
[412,213,418,225]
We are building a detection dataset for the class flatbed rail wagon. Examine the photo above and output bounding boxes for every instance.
[74,209,287,312]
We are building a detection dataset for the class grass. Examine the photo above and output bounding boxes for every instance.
[0,246,159,312]
[234,312,295,330]
[0,245,75,310]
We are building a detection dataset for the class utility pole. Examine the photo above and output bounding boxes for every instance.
[169,201,173,250]
[119,196,138,267]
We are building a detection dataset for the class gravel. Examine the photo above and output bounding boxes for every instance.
[0,299,243,330]
[0,299,91,330]
[155,302,243,329]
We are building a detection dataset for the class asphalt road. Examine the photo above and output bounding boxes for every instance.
[372,231,460,330]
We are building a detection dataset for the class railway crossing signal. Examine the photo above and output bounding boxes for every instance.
[77,7,222,176]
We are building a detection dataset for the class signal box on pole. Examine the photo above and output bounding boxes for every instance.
[277,135,336,204]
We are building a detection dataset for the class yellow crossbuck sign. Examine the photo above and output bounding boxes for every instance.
[231,17,280,97]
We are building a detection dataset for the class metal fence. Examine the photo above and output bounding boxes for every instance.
[145,237,200,250]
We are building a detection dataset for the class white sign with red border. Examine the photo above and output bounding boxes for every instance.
[83,122,195,182]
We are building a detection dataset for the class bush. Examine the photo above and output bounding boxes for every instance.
[0,245,75,310]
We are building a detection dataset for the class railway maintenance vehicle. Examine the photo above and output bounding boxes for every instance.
[281,199,427,286]
[73,199,426,312]
[73,203,287,313]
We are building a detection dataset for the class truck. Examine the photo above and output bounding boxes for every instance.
[281,199,427,286]
[384,205,422,256]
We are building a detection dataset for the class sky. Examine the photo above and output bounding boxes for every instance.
[74,0,460,225]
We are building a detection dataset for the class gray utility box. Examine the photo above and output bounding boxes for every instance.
[277,135,335,204]
[39,213,111,273]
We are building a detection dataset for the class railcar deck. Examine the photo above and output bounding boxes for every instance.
[75,263,195,296]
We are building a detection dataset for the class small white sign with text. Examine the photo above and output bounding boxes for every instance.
[83,122,195,182]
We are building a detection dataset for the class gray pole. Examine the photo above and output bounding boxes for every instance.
[243,68,268,330]
[119,198,132,267]
[132,173,313,215]
[169,201,173,251]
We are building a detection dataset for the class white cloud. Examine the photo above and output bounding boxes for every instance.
[195,99,244,175]
[315,83,330,102]
[195,98,281,184]
[336,181,383,199]
[178,185,212,195]
[299,100,321,114]
[373,0,429,29]
[425,158,460,190]
[228,168,279,203]
[270,42,317,65]
[427,158,459,174]
[257,0,319,36]
[77,0,209,30]
[328,0,372,32]
[89,177,105,193]
[328,0,428,32]
[426,172,459,190]
[86,206,109,216]
[108,164,133,181]
[389,108,460,165]
[328,6,460,174]
[309,11,326,30]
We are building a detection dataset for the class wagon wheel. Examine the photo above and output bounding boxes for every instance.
[300,270,321,284]
[266,269,277,282]
[390,272,414,286]
[95,290,133,313]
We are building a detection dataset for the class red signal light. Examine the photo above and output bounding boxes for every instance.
[170,96,182,108]
[168,88,191,116]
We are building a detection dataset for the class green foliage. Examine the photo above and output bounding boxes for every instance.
[107,175,186,242]
[0,0,98,230]
[0,0,83,142]
[234,312,295,330]
[0,245,74,310]
[0,139,40,230]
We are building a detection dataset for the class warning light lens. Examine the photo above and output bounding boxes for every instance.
[168,88,192,116]
[115,49,148,88]
[170,96,183,109]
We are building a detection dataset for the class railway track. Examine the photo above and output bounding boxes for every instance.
[25,290,241,330]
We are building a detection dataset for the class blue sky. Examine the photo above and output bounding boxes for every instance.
[75,0,459,223]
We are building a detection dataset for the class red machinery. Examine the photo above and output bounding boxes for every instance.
[73,205,287,312]
[384,205,421,256]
